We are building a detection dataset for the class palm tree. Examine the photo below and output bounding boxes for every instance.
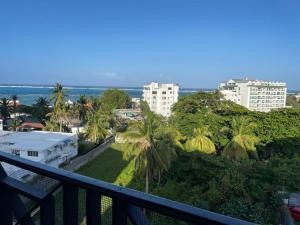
[77,95,88,122]
[11,95,18,114]
[44,120,60,132]
[185,126,216,154]
[123,113,176,193]
[0,98,11,126]
[50,83,68,132]
[85,110,109,144]
[33,97,50,122]
[222,117,259,160]
[50,83,67,106]
[152,131,177,184]
[11,119,21,131]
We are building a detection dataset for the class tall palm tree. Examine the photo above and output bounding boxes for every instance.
[0,98,11,126]
[123,113,176,193]
[222,117,259,160]
[11,95,18,114]
[85,110,109,144]
[10,95,19,131]
[185,126,216,154]
[11,119,21,131]
[50,83,68,132]
[50,83,67,106]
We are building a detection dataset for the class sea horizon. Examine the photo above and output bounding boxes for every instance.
[0,83,298,106]
[0,83,210,106]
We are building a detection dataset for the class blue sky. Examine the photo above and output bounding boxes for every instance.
[0,0,299,89]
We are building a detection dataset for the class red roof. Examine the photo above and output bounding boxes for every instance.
[18,122,45,129]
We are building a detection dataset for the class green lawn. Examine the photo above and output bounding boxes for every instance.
[77,143,137,186]
[54,143,140,225]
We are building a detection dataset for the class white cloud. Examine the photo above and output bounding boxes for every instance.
[102,72,120,79]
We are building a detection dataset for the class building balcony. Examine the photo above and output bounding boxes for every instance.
[0,151,256,225]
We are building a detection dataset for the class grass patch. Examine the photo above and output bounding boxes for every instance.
[77,143,134,184]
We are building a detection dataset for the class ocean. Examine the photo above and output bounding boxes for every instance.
[0,85,205,106]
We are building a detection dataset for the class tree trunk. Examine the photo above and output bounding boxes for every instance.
[145,167,149,193]
[158,170,161,185]
[59,119,62,132]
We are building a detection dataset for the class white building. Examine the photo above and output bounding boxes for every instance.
[0,131,78,181]
[219,78,287,112]
[131,97,141,109]
[0,119,3,131]
[143,82,179,117]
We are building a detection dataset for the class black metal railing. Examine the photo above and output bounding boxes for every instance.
[0,151,257,225]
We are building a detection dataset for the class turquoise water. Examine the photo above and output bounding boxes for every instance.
[0,85,204,106]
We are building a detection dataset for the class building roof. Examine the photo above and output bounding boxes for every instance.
[221,78,254,83]
[18,122,45,129]
[0,131,76,152]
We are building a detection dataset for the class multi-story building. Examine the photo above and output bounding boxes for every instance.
[219,78,287,112]
[143,82,179,117]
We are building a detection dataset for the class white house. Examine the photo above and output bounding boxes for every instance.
[0,131,78,181]
[143,82,179,117]
[219,78,287,112]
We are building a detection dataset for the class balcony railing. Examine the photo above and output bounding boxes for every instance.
[0,150,257,225]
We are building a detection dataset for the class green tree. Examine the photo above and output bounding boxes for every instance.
[49,83,68,132]
[222,117,259,160]
[11,119,21,131]
[33,97,50,122]
[76,95,89,122]
[100,89,132,111]
[11,95,18,114]
[286,95,300,108]
[0,98,11,126]
[85,110,109,144]
[123,113,175,193]
[185,126,216,154]
[10,95,19,131]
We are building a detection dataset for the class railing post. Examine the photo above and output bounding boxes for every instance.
[0,186,13,225]
[112,198,127,225]
[63,184,78,225]
[86,190,101,225]
[40,195,55,225]
[0,164,13,225]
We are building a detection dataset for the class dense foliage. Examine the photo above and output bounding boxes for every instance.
[100,88,132,111]
[146,91,300,224]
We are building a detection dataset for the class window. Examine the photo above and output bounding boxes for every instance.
[12,149,20,156]
[168,87,172,90]
[162,91,166,94]
[28,151,38,157]
[152,91,157,94]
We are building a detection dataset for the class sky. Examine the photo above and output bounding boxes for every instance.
[0,0,299,89]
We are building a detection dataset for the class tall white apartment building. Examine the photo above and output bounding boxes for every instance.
[143,82,179,117]
[219,78,287,112]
